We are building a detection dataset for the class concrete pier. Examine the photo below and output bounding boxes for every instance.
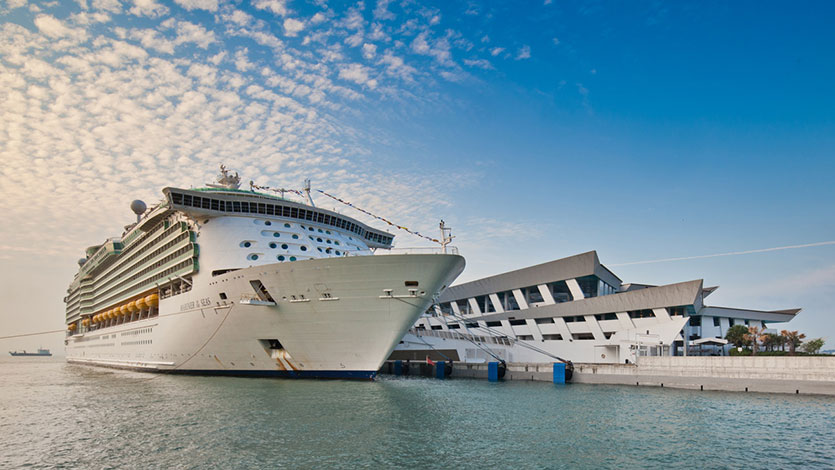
[379,356,835,396]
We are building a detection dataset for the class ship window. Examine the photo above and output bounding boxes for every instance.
[543,334,562,341]
[277,255,285,261]
[713,317,721,327]
[219,292,227,300]
[285,223,291,228]
[281,244,288,249]
[334,251,341,255]
[309,227,314,231]
[269,243,277,249]
[211,199,219,210]
[486,321,502,327]
[292,234,299,239]
[265,221,272,226]
[326,230,331,234]
[317,237,323,242]
[289,256,297,261]
[318,229,323,233]
[317,247,323,252]
[535,317,555,324]
[248,254,259,261]
[325,248,332,254]
[517,335,534,341]
[300,246,308,251]
[334,241,340,245]
[448,324,460,329]
[431,325,443,330]
[326,240,332,244]
[241,241,251,248]
[509,319,527,326]
[273,232,280,237]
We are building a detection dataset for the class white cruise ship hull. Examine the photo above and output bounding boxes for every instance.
[67,254,465,379]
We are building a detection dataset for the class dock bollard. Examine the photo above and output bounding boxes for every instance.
[436,361,446,379]
[394,360,403,376]
[488,362,500,382]
[553,362,566,384]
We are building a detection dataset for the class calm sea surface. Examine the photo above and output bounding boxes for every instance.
[1,360,834,469]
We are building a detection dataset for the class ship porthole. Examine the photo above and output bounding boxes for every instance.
[277,255,285,261]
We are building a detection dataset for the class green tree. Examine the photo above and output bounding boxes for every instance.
[762,333,781,352]
[781,330,806,355]
[801,338,825,354]
[726,324,749,348]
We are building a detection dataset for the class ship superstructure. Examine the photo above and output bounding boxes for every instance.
[64,167,465,378]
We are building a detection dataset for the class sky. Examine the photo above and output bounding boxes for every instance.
[1,0,834,354]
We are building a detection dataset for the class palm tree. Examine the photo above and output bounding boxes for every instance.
[744,326,762,355]
[781,330,806,355]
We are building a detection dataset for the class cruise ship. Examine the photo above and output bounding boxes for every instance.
[64,167,465,378]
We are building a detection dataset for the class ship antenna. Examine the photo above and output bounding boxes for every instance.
[439,219,454,254]
[304,178,315,207]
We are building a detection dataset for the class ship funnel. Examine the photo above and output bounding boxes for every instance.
[131,200,147,223]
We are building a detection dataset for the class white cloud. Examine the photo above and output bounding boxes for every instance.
[283,18,304,37]
[129,28,175,54]
[378,51,416,82]
[338,63,377,89]
[92,0,122,13]
[33,15,88,41]
[253,0,288,16]
[129,0,169,17]
[5,0,26,10]
[463,58,492,70]
[234,48,254,71]
[373,0,394,20]
[175,20,216,49]
[174,0,218,12]
[489,47,504,56]
[310,12,327,24]
[410,31,430,54]
[552,37,560,46]
[516,45,531,60]
[361,43,377,60]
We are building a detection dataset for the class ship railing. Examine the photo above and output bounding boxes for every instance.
[367,246,459,256]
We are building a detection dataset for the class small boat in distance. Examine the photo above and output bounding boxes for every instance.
[9,348,52,357]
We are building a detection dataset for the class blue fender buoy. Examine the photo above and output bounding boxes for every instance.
[553,362,566,384]
[436,361,445,379]
[394,360,402,376]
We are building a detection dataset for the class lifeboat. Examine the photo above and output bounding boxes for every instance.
[135,297,147,311]
[127,301,137,313]
[120,305,129,316]
[68,324,76,331]
[145,293,159,308]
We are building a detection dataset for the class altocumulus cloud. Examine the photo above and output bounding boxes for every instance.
[0,1,501,258]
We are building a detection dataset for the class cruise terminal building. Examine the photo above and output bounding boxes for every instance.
[395,251,800,364]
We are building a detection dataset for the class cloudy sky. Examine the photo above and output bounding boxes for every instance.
[1,0,834,352]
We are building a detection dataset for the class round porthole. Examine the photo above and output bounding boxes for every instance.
[265,221,272,226]
[269,242,277,249]
[277,255,285,261]
[326,240,332,244]
[317,237,323,242]
[309,227,314,232]
[317,247,323,252]
[325,248,332,254]
[334,241,340,246]
[300,246,308,251]
[318,229,323,233]
[326,230,331,235]
[281,244,288,249]
[249,254,259,260]
[273,232,280,237]
[289,256,297,261]
[292,234,299,239]
[335,250,341,256]
[241,241,251,248]
[285,223,291,228]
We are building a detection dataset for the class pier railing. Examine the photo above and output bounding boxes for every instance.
[411,328,514,346]
[370,246,460,255]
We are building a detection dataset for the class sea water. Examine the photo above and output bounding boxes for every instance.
[2,361,833,469]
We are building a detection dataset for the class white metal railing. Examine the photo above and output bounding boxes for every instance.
[410,328,513,346]
[369,246,459,255]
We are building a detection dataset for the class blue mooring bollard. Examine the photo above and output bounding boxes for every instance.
[553,362,566,384]
[436,361,445,379]
[488,361,499,382]
[394,360,403,376]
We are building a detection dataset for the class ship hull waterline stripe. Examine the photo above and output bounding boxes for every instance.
[67,360,377,379]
